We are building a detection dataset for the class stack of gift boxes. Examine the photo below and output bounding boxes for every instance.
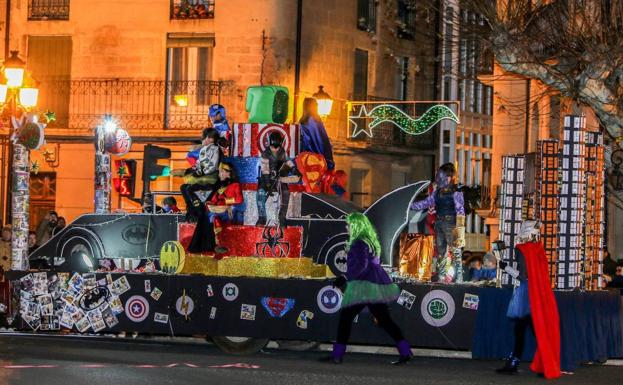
[583,131,605,290]
[499,155,526,286]
[498,115,605,290]
[535,139,560,287]
[179,122,333,279]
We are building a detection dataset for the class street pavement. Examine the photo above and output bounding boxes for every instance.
[0,335,620,385]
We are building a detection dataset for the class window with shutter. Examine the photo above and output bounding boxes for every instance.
[357,0,376,33]
[353,49,368,101]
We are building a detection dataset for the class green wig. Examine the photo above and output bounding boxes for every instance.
[346,212,381,257]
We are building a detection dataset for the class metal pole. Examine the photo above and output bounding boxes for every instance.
[94,125,111,213]
[10,93,30,270]
[293,0,303,122]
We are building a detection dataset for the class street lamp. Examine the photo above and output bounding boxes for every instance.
[312,85,333,119]
[0,50,39,271]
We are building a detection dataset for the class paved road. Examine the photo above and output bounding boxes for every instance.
[0,335,619,385]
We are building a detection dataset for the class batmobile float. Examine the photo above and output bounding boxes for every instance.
[29,182,429,276]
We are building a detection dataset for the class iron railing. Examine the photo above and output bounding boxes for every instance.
[37,79,234,130]
[170,0,215,19]
[28,0,70,20]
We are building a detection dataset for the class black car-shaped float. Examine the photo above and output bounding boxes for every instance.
[30,181,429,274]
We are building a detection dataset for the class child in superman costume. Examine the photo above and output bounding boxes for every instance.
[497,220,561,379]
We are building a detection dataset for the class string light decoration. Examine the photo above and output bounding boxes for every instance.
[350,104,459,138]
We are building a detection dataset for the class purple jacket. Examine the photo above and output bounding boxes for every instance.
[346,240,392,285]
[410,189,465,216]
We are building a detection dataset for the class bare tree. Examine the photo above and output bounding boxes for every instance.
[463,0,623,138]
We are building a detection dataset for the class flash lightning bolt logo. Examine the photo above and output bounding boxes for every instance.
[175,291,195,319]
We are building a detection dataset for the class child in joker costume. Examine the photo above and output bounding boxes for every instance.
[410,163,465,283]
[325,213,411,365]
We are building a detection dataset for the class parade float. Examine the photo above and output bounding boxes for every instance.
[0,88,620,370]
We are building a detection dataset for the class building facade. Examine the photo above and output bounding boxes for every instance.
[438,0,494,251]
[0,0,456,238]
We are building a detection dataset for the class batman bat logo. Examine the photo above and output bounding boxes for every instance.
[122,224,155,245]
[333,251,348,273]
[78,286,110,311]
[364,181,430,265]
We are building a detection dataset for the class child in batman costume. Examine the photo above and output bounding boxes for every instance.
[256,131,300,227]
[324,213,411,365]
[496,220,561,379]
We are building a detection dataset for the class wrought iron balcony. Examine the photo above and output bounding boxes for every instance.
[170,0,215,19]
[28,0,70,20]
[37,79,233,130]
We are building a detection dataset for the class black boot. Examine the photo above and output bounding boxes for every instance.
[496,355,519,374]
[391,356,411,365]
[391,340,412,365]
[256,216,266,226]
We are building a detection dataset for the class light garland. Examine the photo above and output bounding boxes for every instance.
[350,104,459,138]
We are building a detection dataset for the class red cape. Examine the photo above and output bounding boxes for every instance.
[516,242,561,379]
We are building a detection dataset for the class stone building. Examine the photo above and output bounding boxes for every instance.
[0,1,472,241]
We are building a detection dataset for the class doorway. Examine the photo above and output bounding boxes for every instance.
[29,172,57,231]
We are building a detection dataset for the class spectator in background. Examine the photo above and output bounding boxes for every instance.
[467,256,482,281]
[471,252,497,281]
[28,231,38,254]
[604,263,623,290]
[36,211,58,246]
[0,226,12,271]
[603,250,617,276]
[162,196,181,214]
[52,217,66,236]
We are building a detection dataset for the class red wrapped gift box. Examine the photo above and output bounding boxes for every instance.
[178,223,302,258]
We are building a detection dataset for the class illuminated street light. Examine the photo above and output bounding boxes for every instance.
[18,87,39,108]
[0,50,39,270]
[3,51,26,88]
[104,117,118,133]
[312,85,333,118]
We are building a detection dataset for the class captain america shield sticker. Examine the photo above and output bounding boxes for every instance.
[125,295,149,322]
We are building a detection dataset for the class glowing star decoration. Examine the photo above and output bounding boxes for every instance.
[349,105,373,138]
[43,111,56,123]
[30,160,40,174]
[349,104,460,138]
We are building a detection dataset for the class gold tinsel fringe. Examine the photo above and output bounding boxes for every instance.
[180,254,333,279]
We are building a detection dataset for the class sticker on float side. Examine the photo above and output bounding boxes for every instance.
[240,304,256,321]
[296,310,314,329]
[154,312,169,324]
[420,290,455,327]
[462,293,479,310]
[222,283,239,301]
[316,286,342,314]
[261,297,295,318]
[125,295,150,323]
[396,289,416,310]
[176,292,195,318]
